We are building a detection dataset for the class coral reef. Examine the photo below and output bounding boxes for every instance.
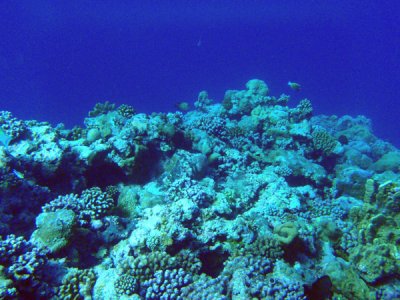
[0,79,399,298]
[0,235,50,298]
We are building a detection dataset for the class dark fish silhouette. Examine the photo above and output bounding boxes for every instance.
[288,81,301,91]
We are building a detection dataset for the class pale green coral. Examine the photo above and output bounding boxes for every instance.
[312,127,338,155]
[246,79,269,96]
[346,181,400,284]
[274,222,298,245]
[114,274,138,296]
[56,268,96,299]
[31,209,76,253]
[351,243,399,283]
[372,151,400,172]
[323,256,374,299]
[88,101,116,117]
[375,180,400,212]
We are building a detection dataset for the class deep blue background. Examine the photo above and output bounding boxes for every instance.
[0,1,399,146]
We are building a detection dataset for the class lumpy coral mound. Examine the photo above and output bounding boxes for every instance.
[0,79,399,299]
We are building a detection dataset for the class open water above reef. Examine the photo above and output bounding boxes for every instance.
[0,1,400,299]
[0,1,399,146]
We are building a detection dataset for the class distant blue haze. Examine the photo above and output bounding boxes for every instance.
[0,1,399,146]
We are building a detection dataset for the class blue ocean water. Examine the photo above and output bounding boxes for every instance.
[0,1,399,146]
[2,2,400,298]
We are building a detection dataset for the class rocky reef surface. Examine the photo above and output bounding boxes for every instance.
[0,79,399,299]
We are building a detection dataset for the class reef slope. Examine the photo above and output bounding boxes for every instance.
[0,80,399,299]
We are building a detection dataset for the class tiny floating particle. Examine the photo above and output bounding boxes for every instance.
[288,81,301,91]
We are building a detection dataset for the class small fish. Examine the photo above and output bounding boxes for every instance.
[175,101,190,111]
[12,169,25,179]
[288,81,301,91]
